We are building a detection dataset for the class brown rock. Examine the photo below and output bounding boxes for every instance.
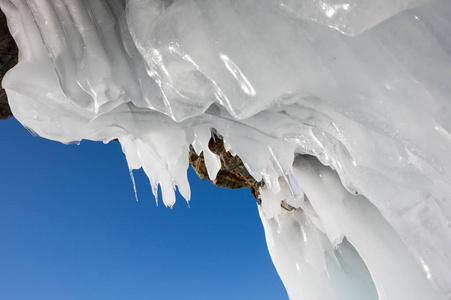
[189,134,264,202]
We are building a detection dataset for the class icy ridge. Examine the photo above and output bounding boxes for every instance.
[1,0,451,299]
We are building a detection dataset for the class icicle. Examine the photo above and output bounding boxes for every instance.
[130,170,139,202]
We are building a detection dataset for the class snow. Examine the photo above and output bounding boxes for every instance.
[1,0,451,299]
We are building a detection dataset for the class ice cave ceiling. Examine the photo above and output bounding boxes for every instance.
[1,0,451,299]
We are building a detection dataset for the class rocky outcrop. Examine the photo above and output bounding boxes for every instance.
[0,9,17,120]
[189,134,264,202]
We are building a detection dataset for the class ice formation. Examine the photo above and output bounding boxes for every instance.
[1,0,451,299]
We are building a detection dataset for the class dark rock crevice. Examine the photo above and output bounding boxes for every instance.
[0,8,17,120]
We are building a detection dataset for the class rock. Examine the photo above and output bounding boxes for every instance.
[0,8,18,120]
[189,134,264,202]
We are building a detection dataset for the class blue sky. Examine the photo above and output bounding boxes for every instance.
[0,117,287,300]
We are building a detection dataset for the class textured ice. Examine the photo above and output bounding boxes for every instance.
[1,0,451,299]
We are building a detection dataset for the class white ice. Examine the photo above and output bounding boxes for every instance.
[1,0,451,299]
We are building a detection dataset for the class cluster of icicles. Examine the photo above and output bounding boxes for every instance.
[2,0,451,299]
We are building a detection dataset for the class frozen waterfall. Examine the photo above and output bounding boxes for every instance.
[1,0,451,299]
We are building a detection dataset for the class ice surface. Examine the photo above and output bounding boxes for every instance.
[2,0,451,299]
[260,155,442,299]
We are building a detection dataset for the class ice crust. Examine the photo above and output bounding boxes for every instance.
[1,0,451,299]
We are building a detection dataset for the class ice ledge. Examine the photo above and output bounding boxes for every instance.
[1,0,451,298]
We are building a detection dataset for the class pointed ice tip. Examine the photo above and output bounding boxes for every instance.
[152,182,159,206]
[25,126,40,137]
[129,170,139,202]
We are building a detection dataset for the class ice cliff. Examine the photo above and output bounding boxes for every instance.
[1,0,451,299]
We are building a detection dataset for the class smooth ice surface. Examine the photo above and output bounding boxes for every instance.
[2,0,451,299]
[260,155,442,299]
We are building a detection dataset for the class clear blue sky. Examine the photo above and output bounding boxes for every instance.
[0,117,287,300]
